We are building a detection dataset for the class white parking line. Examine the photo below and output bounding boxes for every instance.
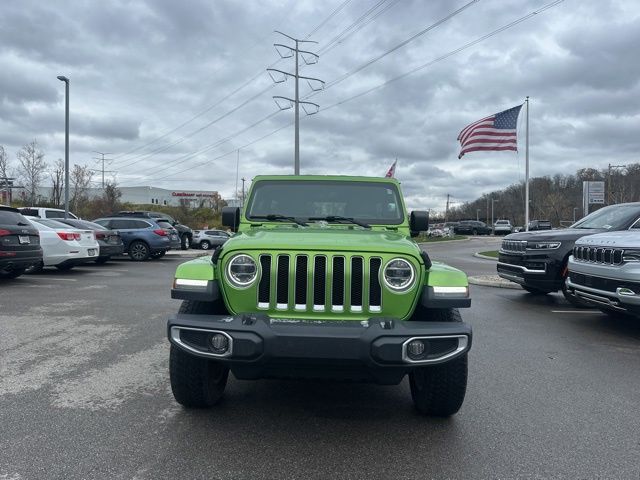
[27,277,77,282]
[551,310,602,314]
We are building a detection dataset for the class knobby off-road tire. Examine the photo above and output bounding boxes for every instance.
[409,307,468,417]
[170,300,230,408]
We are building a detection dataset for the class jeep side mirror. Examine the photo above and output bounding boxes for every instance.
[222,206,240,232]
[410,210,429,237]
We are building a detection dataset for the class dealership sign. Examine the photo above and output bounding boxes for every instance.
[171,191,217,198]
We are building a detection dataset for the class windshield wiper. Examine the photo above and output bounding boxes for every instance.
[250,214,307,227]
[309,215,371,229]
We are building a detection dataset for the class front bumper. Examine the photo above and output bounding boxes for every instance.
[168,313,472,385]
[497,252,563,291]
[566,260,640,316]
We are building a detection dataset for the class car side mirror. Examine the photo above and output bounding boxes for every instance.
[222,207,240,232]
[410,210,429,237]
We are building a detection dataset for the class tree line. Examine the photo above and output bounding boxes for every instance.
[443,164,640,227]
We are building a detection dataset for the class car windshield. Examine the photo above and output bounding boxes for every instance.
[571,204,640,229]
[245,180,404,225]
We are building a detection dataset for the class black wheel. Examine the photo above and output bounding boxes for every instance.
[409,307,468,416]
[128,241,150,261]
[472,229,478,236]
[25,261,44,274]
[521,285,552,295]
[95,256,109,265]
[170,300,230,408]
[56,264,74,271]
[410,354,468,417]
[0,267,26,279]
[181,234,191,250]
[150,251,166,259]
[200,240,211,250]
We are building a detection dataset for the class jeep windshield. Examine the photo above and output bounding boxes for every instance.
[571,204,640,229]
[245,180,404,225]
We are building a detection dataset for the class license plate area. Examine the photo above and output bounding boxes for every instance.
[88,248,97,256]
[18,235,30,244]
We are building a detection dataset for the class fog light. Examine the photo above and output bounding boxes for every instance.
[210,333,229,353]
[407,339,425,359]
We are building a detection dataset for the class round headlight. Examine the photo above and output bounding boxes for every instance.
[383,258,415,291]
[227,254,258,287]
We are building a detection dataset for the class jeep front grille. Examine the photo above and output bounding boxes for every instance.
[257,254,382,313]
[501,240,527,253]
[573,246,623,265]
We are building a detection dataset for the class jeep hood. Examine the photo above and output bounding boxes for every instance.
[505,228,605,242]
[223,227,422,257]
[575,230,640,248]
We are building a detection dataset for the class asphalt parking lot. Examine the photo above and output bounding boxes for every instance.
[1,243,640,479]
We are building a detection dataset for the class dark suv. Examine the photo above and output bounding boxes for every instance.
[497,202,640,306]
[0,206,42,279]
[115,211,192,250]
[454,220,491,236]
[93,217,171,261]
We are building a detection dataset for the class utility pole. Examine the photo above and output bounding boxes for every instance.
[267,31,324,175]
[92,151,114,188]
[607,163,627,205]
[444,194,451,223]
[241,177,246,207]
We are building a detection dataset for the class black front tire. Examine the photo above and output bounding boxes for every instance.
[409,307,468,416]
[200,240,211,250]
[170,300,230,408]
[0,267,26,279]
[410,354,468,417]
[472,229,478,236]
[181,234,191,250]
[128,241,150,261]
[170,345,229,408]
[521,285,552,295]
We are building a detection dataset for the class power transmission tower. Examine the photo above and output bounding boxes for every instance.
[92,151,115,188]
[267,31,324,175]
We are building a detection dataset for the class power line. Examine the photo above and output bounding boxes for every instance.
[119,0,565,187]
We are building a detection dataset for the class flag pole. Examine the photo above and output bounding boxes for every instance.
[524,96,530,232]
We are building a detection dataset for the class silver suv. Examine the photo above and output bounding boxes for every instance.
[493,219,513,235]
[192,229,230,250]
[566,230,640,317]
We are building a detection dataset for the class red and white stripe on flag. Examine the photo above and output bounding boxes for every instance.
[385,160,397,178]
[457,105,522,159]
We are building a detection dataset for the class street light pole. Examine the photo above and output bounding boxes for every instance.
[573,207,579,223]
[476,209,480,221]
[57,76,70,219]
[491,199,498,235]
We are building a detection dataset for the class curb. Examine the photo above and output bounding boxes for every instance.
[165,250,210,258]
[473,252,498,261]
[468,275,520,289]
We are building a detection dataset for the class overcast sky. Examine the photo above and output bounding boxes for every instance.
[1,0,638,211]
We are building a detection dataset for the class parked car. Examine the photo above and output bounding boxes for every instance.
[24,217,99,272]
[0,206,42,279]
[18,207,79,219]
[93,217,171,261]
[114,211,192,250]
[156,219,182,251]
[497,202,640,306]
[454,220,491,235]
[192,229,231,249]
[567,230,640,318]
[528,219,552,230]
[55,218,124,264]
[493,219,513,235]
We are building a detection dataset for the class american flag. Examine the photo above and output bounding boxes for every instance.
[385,159,397,177]
[457,105,522,159]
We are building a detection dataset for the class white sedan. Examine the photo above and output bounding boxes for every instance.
[25,217,100,272]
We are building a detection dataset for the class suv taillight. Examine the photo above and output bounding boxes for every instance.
[58,232,81,241]
[153,229,168,236]
[0,229,11,236]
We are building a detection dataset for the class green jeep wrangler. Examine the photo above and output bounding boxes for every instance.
[168,175,472,416]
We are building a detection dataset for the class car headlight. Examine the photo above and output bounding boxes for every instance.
[383,258,415,291]
[226,254,258,287]
[623,249,640,262]
[527,241,561,250]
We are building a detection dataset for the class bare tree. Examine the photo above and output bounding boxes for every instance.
[70,164,94,212]
[0,145,11,203]
[17,140,47,205]
[50,159,64,207]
